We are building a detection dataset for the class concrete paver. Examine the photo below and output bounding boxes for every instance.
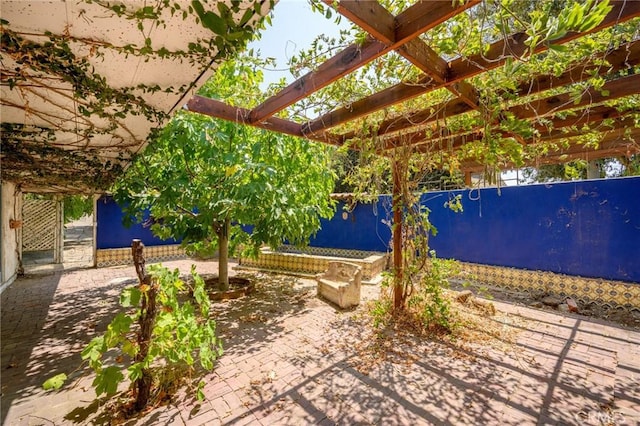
[1,260,639,425]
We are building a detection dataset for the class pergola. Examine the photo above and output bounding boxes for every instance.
[186,0,639,171]
[3,1,638,191]
[182,0,640,307]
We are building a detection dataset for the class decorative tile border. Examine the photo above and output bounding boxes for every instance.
[96,244,186,267]
[96,244,638,311]
[458,262,640,311]
[238,246,389,281]
[275,245,384,260]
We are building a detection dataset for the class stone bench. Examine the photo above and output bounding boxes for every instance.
[316,261,362,309]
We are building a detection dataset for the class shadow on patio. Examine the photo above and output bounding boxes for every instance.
[1,261,639,425]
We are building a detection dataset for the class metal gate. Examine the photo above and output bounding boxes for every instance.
[22,198,63,262]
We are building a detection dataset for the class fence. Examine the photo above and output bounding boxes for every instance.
[96,178,640,283]
[309,177,640,284]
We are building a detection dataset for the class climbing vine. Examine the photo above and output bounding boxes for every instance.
[2,124,126,191]
[1,0,273,193]
[44,263,222,414]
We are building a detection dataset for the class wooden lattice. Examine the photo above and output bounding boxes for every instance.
[22,199,57,252]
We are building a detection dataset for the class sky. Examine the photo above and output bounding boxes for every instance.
[247,0,350,89]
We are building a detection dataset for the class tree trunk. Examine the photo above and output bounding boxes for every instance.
[135,282,156,411]
[132,239,157,412]
[217,218,230,291]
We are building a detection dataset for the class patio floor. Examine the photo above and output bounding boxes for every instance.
[1,260,639,425]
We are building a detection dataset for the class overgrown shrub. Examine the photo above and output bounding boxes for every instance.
[44,265,221,410]
[371,253,461,333]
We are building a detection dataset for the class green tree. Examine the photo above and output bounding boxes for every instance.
[113,59,336,289]
[63,195,93,223]
[522,156,640,183]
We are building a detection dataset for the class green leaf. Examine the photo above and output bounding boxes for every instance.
[239,9,253,26]
[191,0,205,17]
[201,12,227,35]
[120,287,141,307]
[191,1,226,34]
[196,380,206,401]
[548,44,568,53]
[127,363,144,382]
[122,339,138,357]
[93,366,124,396]
[226,31,246,41]
[43,373,67,391]
[81,336,105,364]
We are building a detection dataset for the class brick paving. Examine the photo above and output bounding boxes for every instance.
[1,260,639,425]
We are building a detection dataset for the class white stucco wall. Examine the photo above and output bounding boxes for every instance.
[1,181,22,293]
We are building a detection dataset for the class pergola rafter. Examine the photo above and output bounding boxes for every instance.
[246,0,478,124]
[460,126,640,172]
[348,38,640,144]
[413,111,636,156]
[324,0,480,110]
[383,71,640,151]
[187,0,640,170]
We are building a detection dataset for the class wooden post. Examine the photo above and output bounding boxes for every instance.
[53,195,63,264]
[392,159,404,311]
[464,171,472,188]
[586,160,599,179]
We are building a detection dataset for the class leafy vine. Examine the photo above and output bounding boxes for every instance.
[1,0,272,193]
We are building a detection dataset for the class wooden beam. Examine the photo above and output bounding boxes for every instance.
[329,0,395,43]
[537,116,636,141]
[520,40,640,95]
[307,1,479,134]
[186,95,339,145]
[248,38,388,123]
[331,0,481,46]
[447,81,480,110]
[187,95,250,122]
[535,106,624,136]
[398,38,449,84]
[510,73,640,120]
[249,0,477,124]
[407,102,635,154]
[372,45,640,147]
[460,128,640,170]
[395,0,479,43]
[450,0,640,81]
[340,0,479,109]
[309,1,640,136]
[302,78,437,136]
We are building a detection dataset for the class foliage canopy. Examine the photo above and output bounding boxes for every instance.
[114,59,336,285]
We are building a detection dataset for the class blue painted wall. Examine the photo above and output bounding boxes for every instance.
[308,177,640,283]
[96,196,179,249]
[309,197,392,252]
[97,178,640,282]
